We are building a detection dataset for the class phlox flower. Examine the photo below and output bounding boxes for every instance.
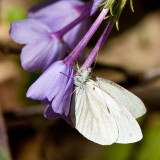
[29,0,91,51]
[10,0,91,72]
[26,61,74,124]
[44,105,73,125]
[25,6,109,125]
[10,19,66,72]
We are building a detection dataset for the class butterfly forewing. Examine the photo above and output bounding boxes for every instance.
[71,80,118,145]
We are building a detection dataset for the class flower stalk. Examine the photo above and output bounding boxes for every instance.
[53,3,92,39]
[63,8,109,66]
[92,0,134,30]
[80,21,115,70]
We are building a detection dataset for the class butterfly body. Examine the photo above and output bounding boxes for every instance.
[74,68,92,87]
[71,68,146,145]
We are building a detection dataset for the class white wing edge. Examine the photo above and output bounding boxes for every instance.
[96,77,146,119]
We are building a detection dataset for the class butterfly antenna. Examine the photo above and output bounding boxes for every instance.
[92,47,99,70]
[60,72,74,79]
[69,88,77,98]
[64,89,76,105]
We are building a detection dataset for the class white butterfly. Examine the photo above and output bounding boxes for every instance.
[71,68,146,145]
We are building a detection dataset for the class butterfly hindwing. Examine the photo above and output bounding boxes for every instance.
[94,79,143,143]
[96,77,146,119]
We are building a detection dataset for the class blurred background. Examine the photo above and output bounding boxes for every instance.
[0,0,160,160]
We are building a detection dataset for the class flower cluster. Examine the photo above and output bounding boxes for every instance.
[10,0,94,124]
[10,0,145,145]
[10,0,113,123]
[10,0,93,71]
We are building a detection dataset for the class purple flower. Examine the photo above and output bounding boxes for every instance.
[10,0,91,71]
[26,61,74,121]
[10,19,66,72]
[29,0,91,52]
[44,105,73,125]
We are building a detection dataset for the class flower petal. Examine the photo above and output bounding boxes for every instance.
[44,105,73,126]
[10,19,51,44]
[49,69,74,115]
[20,37,66,72]
[26,61,66,100]
[28,0,84,32]
[44,104,62,119]
[26,61,73,101]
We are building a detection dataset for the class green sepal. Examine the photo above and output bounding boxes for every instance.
[116,20,119,31]
[104,15,110,20]
[94,0,135,30]
[94,0,109,7]
[130,0,134,12]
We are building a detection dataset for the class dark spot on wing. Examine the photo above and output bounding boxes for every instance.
[93,87,95,90]
[107,106,110,113]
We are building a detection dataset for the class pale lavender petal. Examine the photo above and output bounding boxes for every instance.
[29,0,84,32]
[26,61,74,102]
[20,37,66,71]
[27,61,74,122]
[49,69,74,115]
[27,61,67,100]
[90,0,104,16]
[10,19,51,44]
[44,105,73,126]
[44,105,62,119]
[28,0,91,57]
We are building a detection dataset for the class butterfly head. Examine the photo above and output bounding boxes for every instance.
[74,68,92,87]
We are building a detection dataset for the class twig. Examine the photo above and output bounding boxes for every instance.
[0,43,21,54]
[4,105,45,122]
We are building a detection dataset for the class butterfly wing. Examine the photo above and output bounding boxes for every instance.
[96,86,142,143]
[96,77,146,119]
[71,79,143,144]
[71,81,118,145]
[94,78,143,143]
